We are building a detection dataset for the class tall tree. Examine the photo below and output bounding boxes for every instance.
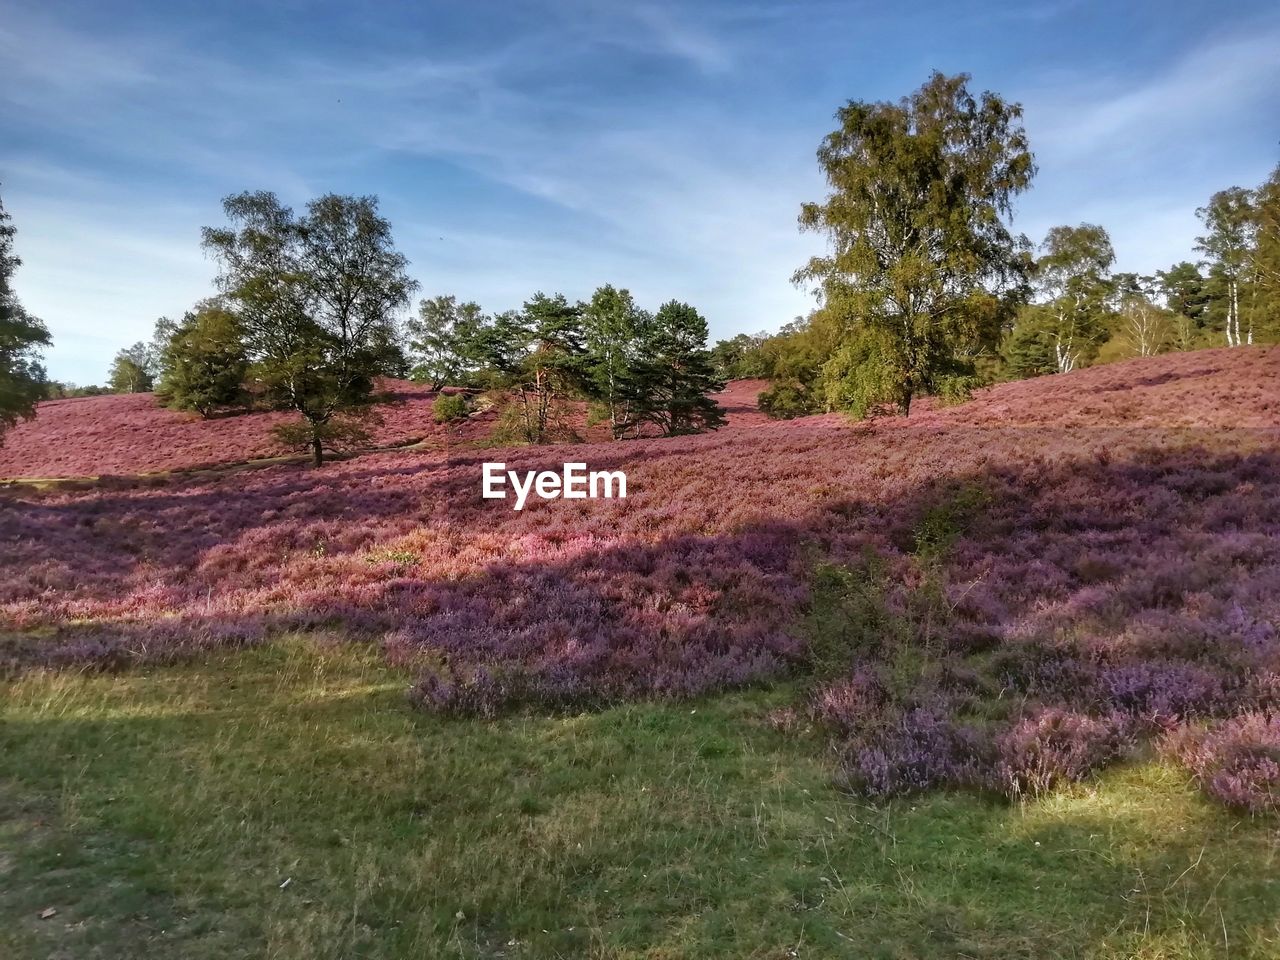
[155,300,249,417]
[1114,273,1172,358]
[581,284,650,438]
[108,342,155,393]
[618,300,725,436]
[1196,187,1256,347]
[406,294,488,390]
[1031,223,1115,372]
[1156,261,1209,349]
[0,190,51,443]
[503,292,588,444]
[1252,164,1280,341]
[202,191,417,465]
[794,72,1035,415]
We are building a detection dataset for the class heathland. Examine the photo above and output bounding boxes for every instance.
[2,346,1278,959]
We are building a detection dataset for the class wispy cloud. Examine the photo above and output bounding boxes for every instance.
[2,0,1277,383]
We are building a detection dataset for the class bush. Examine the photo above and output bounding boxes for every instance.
[995,708,1131,799]
[1163,714,1280,814]
[432,392,469,423]
[757,380,818,419]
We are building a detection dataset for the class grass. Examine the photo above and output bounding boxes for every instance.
[2,637,1278,959]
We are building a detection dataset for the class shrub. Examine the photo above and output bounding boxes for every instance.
[432,392,469,423]
[758,380,818,419]
[1163,714,1280,814]
[995,708,1131,799]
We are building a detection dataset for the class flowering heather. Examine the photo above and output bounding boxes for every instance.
[0,379,775,480]
[1163,714,1280,814]
[2,346,1279,809]
[0,381,482,478]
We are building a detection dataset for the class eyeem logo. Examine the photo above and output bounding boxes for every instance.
[482,462,627,511]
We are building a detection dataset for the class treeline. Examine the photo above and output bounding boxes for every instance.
[709,75,1280,419]
[94,193,725,463]
[5,72,1279,449]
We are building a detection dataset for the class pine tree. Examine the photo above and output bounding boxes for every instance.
[619,300,725,436]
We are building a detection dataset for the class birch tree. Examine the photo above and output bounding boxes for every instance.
[1196,187,1256,347]
[794,72,1035,416]
[1114,273,1171,357]
[203,191,417,465]
[1034,224,1114,373]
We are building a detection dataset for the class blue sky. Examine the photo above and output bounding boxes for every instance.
[3,0,1278,385]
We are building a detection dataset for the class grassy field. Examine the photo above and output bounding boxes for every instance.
[3,637,1276,960]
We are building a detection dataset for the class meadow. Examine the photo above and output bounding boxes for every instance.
[2,348,1279,957]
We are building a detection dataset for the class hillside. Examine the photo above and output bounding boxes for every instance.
[2,345,1278,798]
[0,379,780,480]
[0,381,489,479]
[4,345,1280,958]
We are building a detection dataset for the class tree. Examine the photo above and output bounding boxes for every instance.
[1251,164,1280,342]
[0,189,51,442]
[1196,187,1256,347]
[1156,261,1210,350]
[794,72,1035,416]
[618,300,725,436]
[1114,273,1172,358]
[1029,223,1115,373]
[406,295,488,390]
[108,342,155,393]
[1001,305,1058,378]
[709,332,772,381]
[155,300,249,417]
[581,284,651,438]
[500,293,589,444]
[202,191,417,465]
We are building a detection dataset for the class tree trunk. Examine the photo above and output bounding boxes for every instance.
[311,434,324,467]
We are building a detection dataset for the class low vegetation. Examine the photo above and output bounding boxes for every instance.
[4,639,1279,959]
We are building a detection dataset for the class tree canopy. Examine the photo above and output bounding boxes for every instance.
[0,189,51,443]
[794,71,1035,415]
[202,191,417,464]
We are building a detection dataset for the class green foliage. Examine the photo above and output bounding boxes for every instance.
[709,331,771,380]
[617,300,726,436]
[1251,164,1280,343]
[934,372,981,406]
[795,72,1035,417]
[1024,223,1116,373]
[272,413,375,461]
[431,392,469,423]
[0,190,50,442]
[406,295,488,389]
[581,284,651,437]
[911,483,990,562]
[154,301,249,417]
[1196,187,1256,347]
[202,191,417,465]
[42,382,110,399]
[107,342,154,393]
[819,329,906,418]
[804,553,900,679]
[1001,307,1057,379]
[498,293,590,444]
[757,379,818,419]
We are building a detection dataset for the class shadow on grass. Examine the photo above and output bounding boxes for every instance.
[2,641,1278,959]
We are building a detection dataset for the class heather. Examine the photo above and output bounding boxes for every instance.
[0,380,478,478]
[2,347,1279,811]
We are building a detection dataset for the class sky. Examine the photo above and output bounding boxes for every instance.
[2,0,1279,385]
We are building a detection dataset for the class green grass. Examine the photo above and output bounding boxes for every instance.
[2,638,1277,959]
